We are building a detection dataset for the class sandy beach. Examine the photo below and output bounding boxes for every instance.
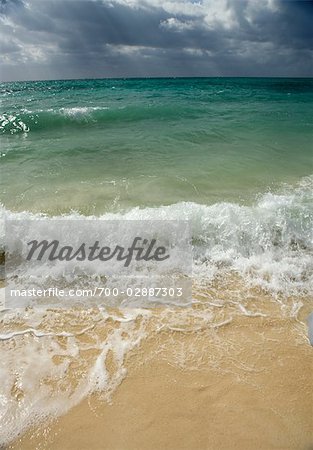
[8,297,313,450]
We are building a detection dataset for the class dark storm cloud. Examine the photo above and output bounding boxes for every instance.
[0,0,312,80]
[0,0,23,14]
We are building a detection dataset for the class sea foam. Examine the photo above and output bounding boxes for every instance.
[1,176,312,296]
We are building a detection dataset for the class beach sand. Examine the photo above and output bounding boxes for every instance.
[9,307,313,450]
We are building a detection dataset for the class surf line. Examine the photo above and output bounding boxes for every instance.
[26,238,170,267]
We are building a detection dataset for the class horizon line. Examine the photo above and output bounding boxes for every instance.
[1,75,313,83]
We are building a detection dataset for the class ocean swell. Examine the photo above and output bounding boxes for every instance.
[0,104,194,135]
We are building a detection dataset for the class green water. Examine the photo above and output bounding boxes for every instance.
[1,77,312,214]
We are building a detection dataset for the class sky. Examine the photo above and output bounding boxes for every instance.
[0,0,312,81]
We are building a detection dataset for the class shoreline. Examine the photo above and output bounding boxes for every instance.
[8,313,313,450]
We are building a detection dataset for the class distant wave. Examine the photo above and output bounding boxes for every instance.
[0,104,194,134]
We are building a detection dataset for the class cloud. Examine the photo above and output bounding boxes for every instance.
[0,0,23,15]
[0,0,312,80]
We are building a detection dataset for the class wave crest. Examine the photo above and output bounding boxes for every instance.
[1,176,312,296]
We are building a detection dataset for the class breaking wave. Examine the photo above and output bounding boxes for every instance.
[1,176,312,296]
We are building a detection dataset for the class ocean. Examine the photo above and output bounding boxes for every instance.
[1,77,313,212]
[0,77,312,446]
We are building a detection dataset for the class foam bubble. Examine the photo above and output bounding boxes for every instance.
[0,114,30,134]
[0,307,150,445]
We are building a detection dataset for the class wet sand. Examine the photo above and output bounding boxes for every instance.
[9,313,313,450]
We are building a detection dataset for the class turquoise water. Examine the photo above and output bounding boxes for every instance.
[1,77,312,214]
